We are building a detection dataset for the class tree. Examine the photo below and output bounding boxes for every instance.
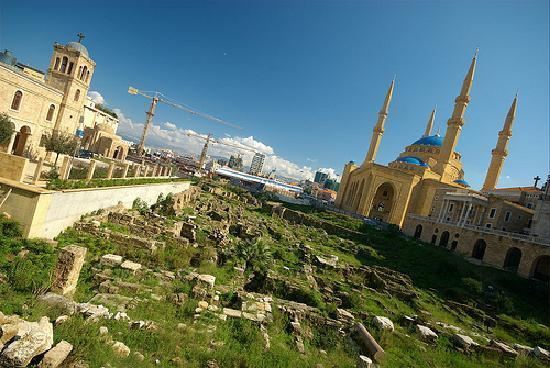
[0,113,14,146]
[43,132,78,167]
[236,237,272,274]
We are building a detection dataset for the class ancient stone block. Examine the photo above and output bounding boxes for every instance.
[373,316,394,332]
[50,245,87,296]
[0,316,53,367]
[111,341,130,358]
[416,324,438,343]
[100,254,123,267]
[39,340,73,368]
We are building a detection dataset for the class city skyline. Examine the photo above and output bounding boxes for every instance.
[1,0,548,187]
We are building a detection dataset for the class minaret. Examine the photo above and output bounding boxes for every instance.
[362,79,395,165]
[481,95,518,192]
[434,50,478,180]
[424,108,436,136]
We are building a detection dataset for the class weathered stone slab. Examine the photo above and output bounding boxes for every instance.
[373,316,394,332]
[0,317,53,367]
[39,340,73,368]
[100,254,123,267]
[416,324,438,343]
[50,245,87,296]
[120,260,142,273]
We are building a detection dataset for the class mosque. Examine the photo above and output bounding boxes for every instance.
[335,51,518,226]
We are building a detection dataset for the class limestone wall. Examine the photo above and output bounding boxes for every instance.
[0,152,28,181]
[403,214,550,279]
[0,178,190,239]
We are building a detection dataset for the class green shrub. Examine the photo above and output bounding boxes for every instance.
[0,215,22,237]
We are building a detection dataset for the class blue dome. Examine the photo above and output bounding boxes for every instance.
[0,49,17,66]
[412,135,443,147]
[66,42,89,56]
[396,156,429,167]
[454,179,470,187]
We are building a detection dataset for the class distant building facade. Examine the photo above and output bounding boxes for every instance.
[228,154,243,171]
[249,152,265,176]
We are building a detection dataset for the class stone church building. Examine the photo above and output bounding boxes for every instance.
[0,36,128,161]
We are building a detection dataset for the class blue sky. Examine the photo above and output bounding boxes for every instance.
[1,0,548,186]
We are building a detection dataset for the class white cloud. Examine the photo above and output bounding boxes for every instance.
[164,122,177,130]
[114,113,314,180]
[87,91,105,105]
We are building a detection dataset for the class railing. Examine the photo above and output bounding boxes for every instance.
[407,214,550,246]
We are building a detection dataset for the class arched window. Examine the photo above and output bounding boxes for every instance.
[11,90,22,110]
[54,57,60,70]
[61,56,68,73]
[80,66,88,80]
[67,62,74,74]
[85,70,90,82]
[414,224,422,239]
[46,104,55,122]
[74,89,81,101]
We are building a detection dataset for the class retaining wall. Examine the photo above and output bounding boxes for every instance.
[0,178,190,238]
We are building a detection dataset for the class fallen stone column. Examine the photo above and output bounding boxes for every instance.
[352,323,385,362]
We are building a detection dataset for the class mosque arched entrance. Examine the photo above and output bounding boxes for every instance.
[368,182,395,223]
[531,256,550,282]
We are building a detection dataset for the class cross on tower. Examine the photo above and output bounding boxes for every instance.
[534,176,541,188]
[77,33,85,43]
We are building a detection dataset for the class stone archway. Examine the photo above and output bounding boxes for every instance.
[471,239,486,260]
[531,256,550,282]
[413,224,422,239]
[503,247,522,271]
[368,182,395,222]
[12,125,31,156]
[113,145,124,160]
[439,231,450,248]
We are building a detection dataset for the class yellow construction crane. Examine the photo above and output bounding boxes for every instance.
[128,86,242,155]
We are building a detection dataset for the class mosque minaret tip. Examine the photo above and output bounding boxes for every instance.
[362,78,395,166]
[434,49,478,181]
[424,108,436,137]
[482,94,518,192]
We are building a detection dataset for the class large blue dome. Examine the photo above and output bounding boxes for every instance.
[412,135,443,147]
[396,156,429,167]
[66,42,89,56]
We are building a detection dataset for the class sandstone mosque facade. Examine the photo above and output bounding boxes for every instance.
[336,52,490,225]
[335,52,550,281]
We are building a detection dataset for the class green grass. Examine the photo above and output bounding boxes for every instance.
[1,190,549,368]
[46,177,189,190]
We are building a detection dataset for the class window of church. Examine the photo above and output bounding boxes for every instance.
[61,57,68,73]
[54,57,60,70]
[46,104,55,122]
[75,89,81,101]
[85,70,90,82]
[67,62,74,74]
[11,91,22,111]
[80,66,88,80]
[489,208,496,218]
[505,211,511,222]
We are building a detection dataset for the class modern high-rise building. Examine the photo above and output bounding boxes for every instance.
[249,153,265,176]
[314,171,329,184]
